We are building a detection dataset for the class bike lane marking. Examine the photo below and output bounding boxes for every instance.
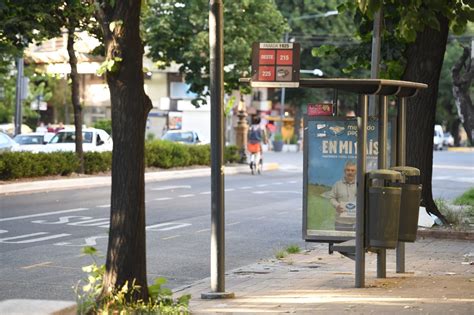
[0,232,70,244]
[0,208,89,222]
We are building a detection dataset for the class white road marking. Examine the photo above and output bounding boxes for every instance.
[255,216,266,220]
[96,204,110,208]
[196,228,210,233]
[252,190,302,195]
[32,216,92,225]
[146,222,191,231]
[433,165,474,171]
[21,261,52,269]
[287,180,298,184]
[432,176,474,184]
[257,184,268,187]
[199,191,211,195]
[227,221,240,226]
[162,235,180,240]
[0,208,89,222]
[0,232,70,244]
[68,218,110,227]
[273,182,283,185]
[178,194,194,198]
[225,188,235,192]
[277,211,288,215]
[151,185,191,191]
[54,235,108,247]
[239,186,252,189]
[154,197,172,201]
[0,230,8,234]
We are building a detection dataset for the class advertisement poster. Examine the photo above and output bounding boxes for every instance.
[304,117,393,241]
[168,111,183,130]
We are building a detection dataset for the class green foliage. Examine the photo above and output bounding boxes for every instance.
[92,119,112,135]
[435,198,473,228]
[76,247,190,314]
[0,152,78,180]
[275,250,287,259]
[454,188,474,207]
[285,244,301,254]
[145,0,288,105]
[83,151,112,174]
[188,144,211,165]
[0,144,240,180]
[223,145,240,164]
[273,133,283,142]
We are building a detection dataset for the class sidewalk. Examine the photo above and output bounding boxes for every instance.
[178,238,474,314]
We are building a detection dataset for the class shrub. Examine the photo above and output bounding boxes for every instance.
[84,152,112,174]
[188,144,211,165]
[224,145,240,163]
[0,151,78,180]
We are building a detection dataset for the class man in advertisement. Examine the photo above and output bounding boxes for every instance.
[326,160,357,231]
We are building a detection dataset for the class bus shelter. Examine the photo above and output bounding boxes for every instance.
[242,77,427,288]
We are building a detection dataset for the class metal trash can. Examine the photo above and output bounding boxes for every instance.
[367,170,402,249]
[390,166,422,242]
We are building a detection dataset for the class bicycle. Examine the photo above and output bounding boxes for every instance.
[247,142,263,175]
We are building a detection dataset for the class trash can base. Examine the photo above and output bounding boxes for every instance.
[369,239,398,249]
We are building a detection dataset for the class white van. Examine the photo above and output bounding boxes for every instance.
[433,125,444,151]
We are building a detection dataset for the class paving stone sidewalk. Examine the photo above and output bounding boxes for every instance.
[175,237,474,314]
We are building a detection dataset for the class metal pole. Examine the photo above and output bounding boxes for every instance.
[202,0,233,299]
[356,94,368,288]
[14,57,24,136]
[376,95,388,278]
[279,32,289,135]
[369,9,382,116]
[396,97,407,273]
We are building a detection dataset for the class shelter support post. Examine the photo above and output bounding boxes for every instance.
[396,97,407,273]
[376,95,388,278]
[355,94,368,288]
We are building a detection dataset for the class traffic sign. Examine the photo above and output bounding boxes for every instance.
[251,42,300,88]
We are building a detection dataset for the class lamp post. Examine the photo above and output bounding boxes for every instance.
[279,10,338,135]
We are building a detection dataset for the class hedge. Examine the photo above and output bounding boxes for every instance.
[0,141,241,181]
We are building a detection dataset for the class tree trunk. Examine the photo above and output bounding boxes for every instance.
[67,19,84,174]
[93,0,152,301]
[452,46,474,145]
[402,14,448,223]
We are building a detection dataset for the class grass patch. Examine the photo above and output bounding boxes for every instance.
[453,188,474,207]
[285,245,301,254]
[435,198,473,228]
[275,250,287,259]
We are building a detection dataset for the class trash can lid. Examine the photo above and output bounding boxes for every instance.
[390,166,420,176]
[368,169,402,181]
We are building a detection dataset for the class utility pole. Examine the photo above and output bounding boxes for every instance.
[202,0,234,299]
[14,57,24,136]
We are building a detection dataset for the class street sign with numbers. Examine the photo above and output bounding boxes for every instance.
[251,42,300,88]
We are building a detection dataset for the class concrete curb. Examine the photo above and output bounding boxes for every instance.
[0,299,76,315]
[447,147,474,152]
[0,163,279,196]
[417,228,474,240]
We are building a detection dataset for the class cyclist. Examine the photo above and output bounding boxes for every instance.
[247,116,267,174]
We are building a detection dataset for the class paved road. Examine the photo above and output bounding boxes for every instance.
[0,164,305,301]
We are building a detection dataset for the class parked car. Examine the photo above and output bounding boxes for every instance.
[161,130,207,145]
[0,131,19,152]
[43,128,113,152]
[13,132,56,153]
[443,132,454,147]
[433,124,444,151]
